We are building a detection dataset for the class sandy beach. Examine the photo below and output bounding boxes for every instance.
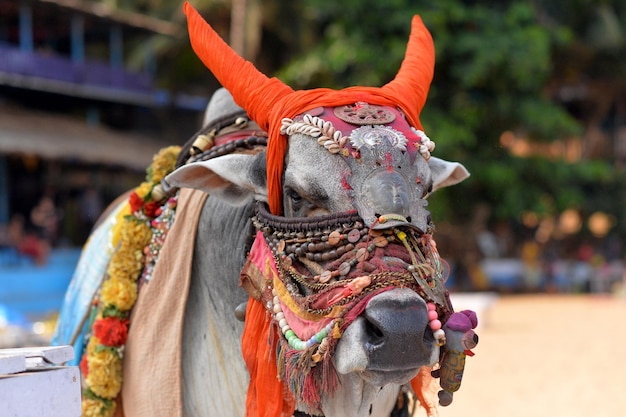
[435,294,626,417]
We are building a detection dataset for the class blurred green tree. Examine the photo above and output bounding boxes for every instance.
[274,0,625,241]
[109,0,626,243]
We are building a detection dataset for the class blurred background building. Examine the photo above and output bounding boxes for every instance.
[0,0,210,345]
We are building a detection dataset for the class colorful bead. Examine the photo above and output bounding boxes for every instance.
[433,329,446,344]
[429,319,442,331]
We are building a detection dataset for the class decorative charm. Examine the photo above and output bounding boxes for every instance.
[334,102,396,125]
[281,106,437,166]
[435,310,479,406]
[412,127,436,160]
[349,125,408,151]
[281,114,349,155]
[190,133,215,155]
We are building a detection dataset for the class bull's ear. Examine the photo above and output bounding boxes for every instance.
[164,152,267,206]
[428,156,470,191]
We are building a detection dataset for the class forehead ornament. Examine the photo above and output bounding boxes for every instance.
[333,102,396,125]
[281,114,350,155]
[349,125,408,152]
[281,110,436,160]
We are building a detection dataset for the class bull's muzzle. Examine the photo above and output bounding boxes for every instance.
[334,288,438,385]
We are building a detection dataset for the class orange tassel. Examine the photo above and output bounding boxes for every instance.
[410,367,439,415]
[242,297,296,417]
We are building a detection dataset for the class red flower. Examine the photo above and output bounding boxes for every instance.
[93,316,130,347]
[129,192,144,213]
[143,201,160,218]
[80,353,89,377]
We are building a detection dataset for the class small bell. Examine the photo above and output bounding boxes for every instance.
[234,116,248,128]
[151,184,166,202]
[190,133,214,155]
[234,302,247,321]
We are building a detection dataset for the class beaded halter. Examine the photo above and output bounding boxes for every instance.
[239,103,453,415]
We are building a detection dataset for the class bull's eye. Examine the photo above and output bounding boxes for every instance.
[286,188,303,205]
[283,185,330,217]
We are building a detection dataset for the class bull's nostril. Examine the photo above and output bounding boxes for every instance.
[423,326,435,343]
[360,289,435,373]
[364,318,386,347]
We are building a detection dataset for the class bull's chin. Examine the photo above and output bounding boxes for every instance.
[317,353,440,417]
[360,367,421,386]
[317,372,402,417]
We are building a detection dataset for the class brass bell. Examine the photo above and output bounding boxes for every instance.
[190,133,214,155]
[151,184,166,202]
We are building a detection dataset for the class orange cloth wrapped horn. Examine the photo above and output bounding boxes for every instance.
[184,1,435,216]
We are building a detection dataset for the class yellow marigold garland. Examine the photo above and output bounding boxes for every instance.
[86,345,123,398]
[100,277,137,311]
[81,146,180,417]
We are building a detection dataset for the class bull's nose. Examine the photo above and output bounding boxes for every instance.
[363,288,433,371]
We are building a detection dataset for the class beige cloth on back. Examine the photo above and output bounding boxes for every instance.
[117,188,208,417]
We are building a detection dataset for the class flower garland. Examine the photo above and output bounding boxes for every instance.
[80,146,180,417]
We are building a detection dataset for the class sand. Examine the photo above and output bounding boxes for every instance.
[434,294,626,417]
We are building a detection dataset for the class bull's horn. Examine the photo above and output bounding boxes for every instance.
[184,2,293,131]
[380,15,435,127]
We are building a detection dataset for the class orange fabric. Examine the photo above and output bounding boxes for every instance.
[184,2,435,215]
[184,1,293,131]
[410,367,439,415]
[242,297,296,417]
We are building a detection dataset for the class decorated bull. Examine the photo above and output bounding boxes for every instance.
[54,3,478,417]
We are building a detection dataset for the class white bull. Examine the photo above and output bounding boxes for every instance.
[164,88,469,417]
[55,3,475,417]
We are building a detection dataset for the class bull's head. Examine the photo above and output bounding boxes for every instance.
[166,3,472,417]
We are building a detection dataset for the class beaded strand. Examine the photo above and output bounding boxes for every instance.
[272,288,336,351]
[427,302,446,346]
